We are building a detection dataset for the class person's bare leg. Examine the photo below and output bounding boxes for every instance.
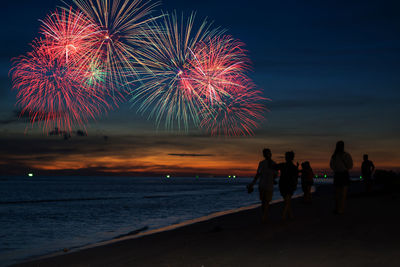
[340,186,348,213]
[282,196,288,221]
[262,201,270,222]
[307,186,312,202]
[261,200,266,221]
[334,186,340,213]
[262,191,272,222]
[288,195,294,219]
[282,195,291,221]
[366,180,372,192]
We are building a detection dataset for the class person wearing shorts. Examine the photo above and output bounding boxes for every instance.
[300,161,314,203]
[276,151,299,221]
[330,141,353,214]
[249,148,277,222]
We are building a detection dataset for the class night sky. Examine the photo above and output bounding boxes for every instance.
[1,0,399,176]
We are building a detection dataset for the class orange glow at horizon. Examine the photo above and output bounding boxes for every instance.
[25,151,400,176]
[3,132,399,177]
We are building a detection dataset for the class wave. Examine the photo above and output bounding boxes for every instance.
[142,187,244,199]
[112,226,149,239]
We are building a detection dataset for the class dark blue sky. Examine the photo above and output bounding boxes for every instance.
[1,0,399,175]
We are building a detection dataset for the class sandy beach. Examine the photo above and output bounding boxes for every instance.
[15,183,400,267]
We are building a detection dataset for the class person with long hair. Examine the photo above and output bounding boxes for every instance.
[276,151,298,221]
[330,141,353,214]
[248,148,277,222]
[300,161,314,203]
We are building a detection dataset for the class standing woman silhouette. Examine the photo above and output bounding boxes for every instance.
[330,141,353,214]
[249,148,277,222]
[277,151,298,221]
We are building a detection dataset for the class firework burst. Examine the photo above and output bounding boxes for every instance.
[199,78,268,136]
[10,39,113,132]
[10,1,269,136]
[130,12,222,131]
[187,36,250,106]
[70,0,161,91]
[39,7,100,67]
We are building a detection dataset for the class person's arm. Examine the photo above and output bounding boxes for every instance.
[251,162,262,185]
[346,153,353,170]
[330,155,335,171]
[371,161,375,173]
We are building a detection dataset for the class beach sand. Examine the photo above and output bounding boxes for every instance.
[15,183,400,267]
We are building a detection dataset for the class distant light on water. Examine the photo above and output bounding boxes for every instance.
[324,174,327,178]
[28,173,33,177]
[233,175,236,179]
[360,176,363,179]
[166,175,171,179]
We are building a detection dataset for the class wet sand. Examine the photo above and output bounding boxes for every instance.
[15,183,400,267]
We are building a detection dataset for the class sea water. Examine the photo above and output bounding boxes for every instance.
[0,176,317,266]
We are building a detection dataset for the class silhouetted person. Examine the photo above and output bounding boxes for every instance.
[362,154,375,192]
[249,148,277,223]
[276,151,298,221]
[300,161,314,203]
[330,141,353,214]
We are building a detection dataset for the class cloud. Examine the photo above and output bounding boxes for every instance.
[0,109,66,125]
[0,118,17,125]
[168,153,215,157]
[0,132,263,176]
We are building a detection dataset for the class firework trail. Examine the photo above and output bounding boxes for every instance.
[39,7,125,103]
[130,12,223,131]
[187,36,250,106]
[39,8,100,67]
[70,0,161,91]
[185,35,267,135]
[199,79,268,136]
[10,39,113,132]
[10,0,269,136]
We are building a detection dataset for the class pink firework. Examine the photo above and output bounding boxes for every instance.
[187,36,267,136]
[199,78,268,136]
[10,39,113,132]
[39,8,100,67]
[188,36,250,106]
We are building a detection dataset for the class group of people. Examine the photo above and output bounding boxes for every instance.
[247,141,375,222]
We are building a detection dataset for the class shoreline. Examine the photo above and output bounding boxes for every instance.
[15,183,400,267]
[15,190,307,266]
[19,195,298,263]
[25,203,261,263]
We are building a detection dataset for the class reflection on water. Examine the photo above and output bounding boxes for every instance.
[0,176,331,265]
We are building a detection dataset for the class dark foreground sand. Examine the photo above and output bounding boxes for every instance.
[16,183,400,267]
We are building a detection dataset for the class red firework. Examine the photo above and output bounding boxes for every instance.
[39,7,127,101]
[10,39,113,132]
[39,8,100,67]
[199,78,268,136]
[188,36,250,106]
[187,36,267,136]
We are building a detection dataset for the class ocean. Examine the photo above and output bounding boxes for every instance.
[0,175,317,266]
